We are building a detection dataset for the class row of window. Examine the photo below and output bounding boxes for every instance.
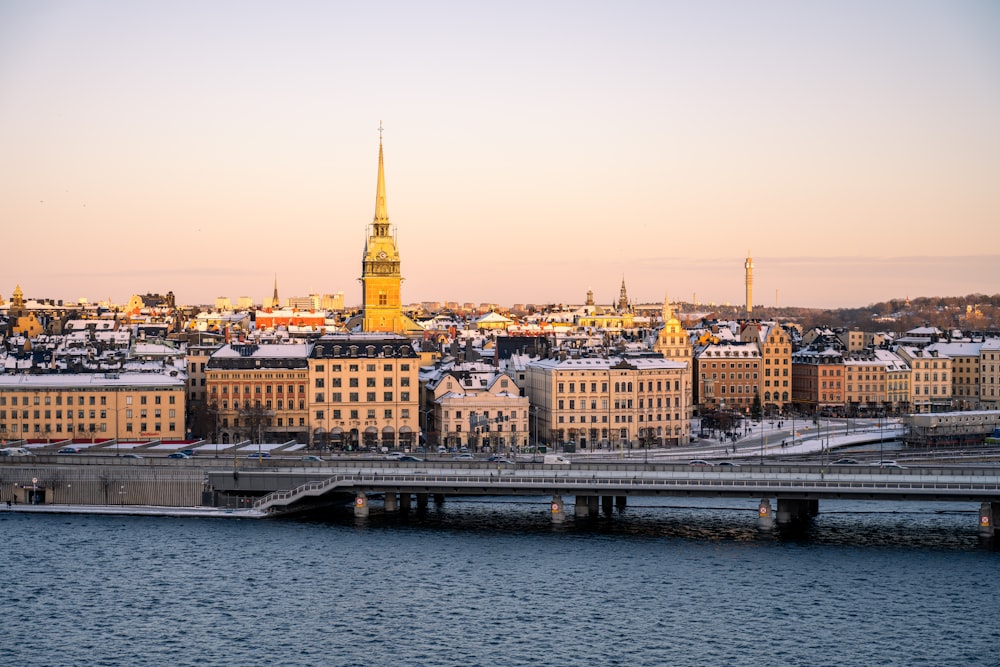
[556,380,683,394]
[314,363,411,373]
[0,409,174,420]
[0,394,175,406]
[312,408,412,421]
[0,422,176,433]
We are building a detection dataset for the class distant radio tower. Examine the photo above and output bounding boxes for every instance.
[745,252,753,317]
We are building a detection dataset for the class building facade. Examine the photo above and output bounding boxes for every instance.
[308,334,419,450]
[0,372,186,441]
[525,355,691,449]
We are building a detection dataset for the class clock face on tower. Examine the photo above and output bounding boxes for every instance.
[377,251,387,259]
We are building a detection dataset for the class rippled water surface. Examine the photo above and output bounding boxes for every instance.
[2,497,997,666]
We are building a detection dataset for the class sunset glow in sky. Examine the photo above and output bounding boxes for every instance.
[2,1,998,309]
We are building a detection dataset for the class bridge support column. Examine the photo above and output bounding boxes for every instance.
[434,493,445,506]
[601,495,613,515]
[384,493,398,512]
[589,496,600,514]
[399,493,411,511]
[776,498,815,525]
[615,496,627,510]
[757,499,773,531]
[575,495,592,518]
[416,493,428,509]
[979,502,999,539]
[551,495,565,523]
[354,493,369,518]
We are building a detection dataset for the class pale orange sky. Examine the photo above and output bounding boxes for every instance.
[1,1,998,309]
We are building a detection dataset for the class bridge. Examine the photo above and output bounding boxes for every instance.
[204,460,1000,538]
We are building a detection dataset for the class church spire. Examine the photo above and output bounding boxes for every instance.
[662,292,673,321]
[272,273,279,308]
[373,120,389,235]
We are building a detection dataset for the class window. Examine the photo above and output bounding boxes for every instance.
[384,392,393,402]
[383,377,393,387]
[349,378,359,387]
[367,377,376,387]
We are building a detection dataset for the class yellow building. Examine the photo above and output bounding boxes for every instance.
[740,322,792,413]
[0,373,186,441]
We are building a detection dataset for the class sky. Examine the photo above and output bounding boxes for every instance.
[1,1,998,310]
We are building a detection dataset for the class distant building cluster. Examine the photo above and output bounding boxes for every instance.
[2,135,999,452]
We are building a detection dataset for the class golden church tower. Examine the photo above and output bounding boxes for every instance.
[361,125,404,333]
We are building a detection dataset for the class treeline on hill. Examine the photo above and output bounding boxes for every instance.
[684,294,1000,334]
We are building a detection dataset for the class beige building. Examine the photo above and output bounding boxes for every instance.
[0,372,186,441]
[308,334,420,450]
[895,346,951,413]
[206,343,311,444]
[525,355,691,449]
[425,366,529,452]
[843,353,888,414]
[927,342,981,410]
[981,339,1000,410]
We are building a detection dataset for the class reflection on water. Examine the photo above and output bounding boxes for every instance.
[304,495,986,551]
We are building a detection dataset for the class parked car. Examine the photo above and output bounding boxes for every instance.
[167,452,190,459]
[58,446,82,454]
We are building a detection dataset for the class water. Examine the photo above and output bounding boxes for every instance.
[2,497,997,666]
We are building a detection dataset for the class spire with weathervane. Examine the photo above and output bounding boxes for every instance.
[360,122,404,333]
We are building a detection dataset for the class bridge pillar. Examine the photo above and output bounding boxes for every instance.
[575,495,592,518]
[416,493,429,509]
[757,499,773,531]
[601,495,613,515]
[615,496,627,510]
[384,493,398,512]
[354,493,369,518]
[979,502,999,539]
[551,495,565,523]
[589,496,600,514]
[776,498,814,524]
[434,493,445,506]
[399,493,411,511]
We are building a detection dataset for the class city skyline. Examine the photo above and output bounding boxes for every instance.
[2,1,998,309]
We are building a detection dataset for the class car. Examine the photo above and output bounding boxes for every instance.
[397,455,423,462]
[688,459,714,466]
[122,453,143,459]
[301,455,324,462]
[487,456,513,464]
[437,446,447,454]
[452,453,475,461]
[717,461,740,467]
[459,447,469,453]
[384,451,404,460]
[167,452,190,459]
[879,462,906,469]
[833,458,859,465]
[245,451,272,459]
[58,446,83,454]
[180,449,195,457]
